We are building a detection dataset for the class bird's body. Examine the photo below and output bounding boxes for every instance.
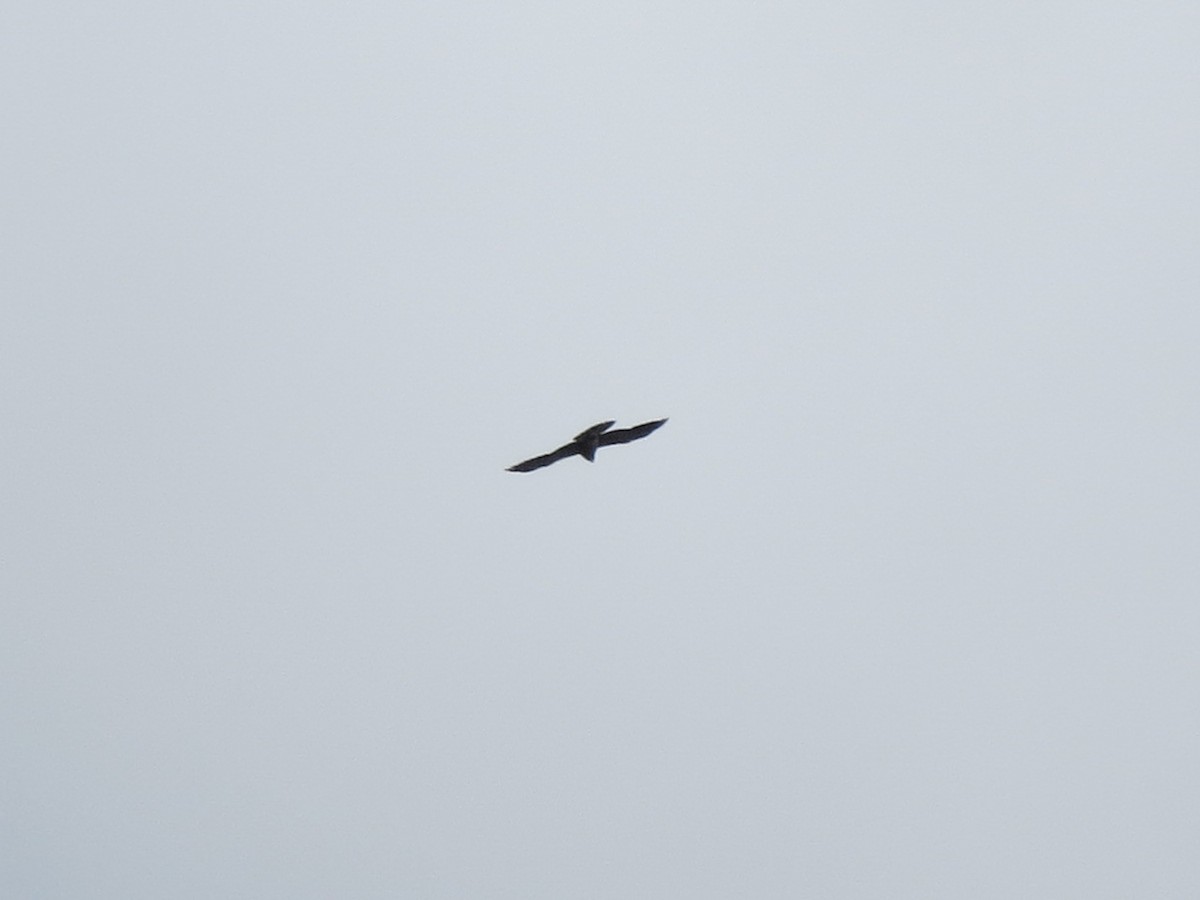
[506,418,667,472]
[573,420,615,462]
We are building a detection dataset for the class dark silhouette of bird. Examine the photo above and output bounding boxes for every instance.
[506,418,668,472]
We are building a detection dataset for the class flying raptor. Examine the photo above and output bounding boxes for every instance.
[506,418,668,472]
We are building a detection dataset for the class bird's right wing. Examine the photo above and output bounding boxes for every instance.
[597,418,667,446]
[573,420,616,442]
[505,442,580,472]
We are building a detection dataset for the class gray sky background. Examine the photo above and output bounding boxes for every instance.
[4,2,1199,897]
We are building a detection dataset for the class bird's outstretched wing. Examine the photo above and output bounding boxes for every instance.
[597,418,668,446]
[574,420,616,442]
[505,442,580,472]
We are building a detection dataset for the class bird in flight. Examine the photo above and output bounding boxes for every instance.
[506,418,668,472]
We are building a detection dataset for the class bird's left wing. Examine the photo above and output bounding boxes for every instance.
[505,442,579,472]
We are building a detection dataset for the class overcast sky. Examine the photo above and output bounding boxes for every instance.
[4,2,1199,897]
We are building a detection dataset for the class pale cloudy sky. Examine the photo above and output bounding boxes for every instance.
[4,2,1199,897]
